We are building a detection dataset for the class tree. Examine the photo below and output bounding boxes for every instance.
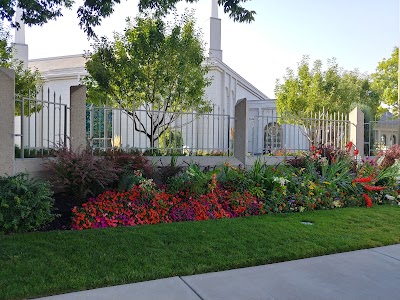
[0,22,40,97]
[84,13,211,148]
[1,0,255,37]
[371,47,398,115]
[275,56,380,116]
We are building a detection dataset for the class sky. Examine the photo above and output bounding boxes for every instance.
[12,0,400,98]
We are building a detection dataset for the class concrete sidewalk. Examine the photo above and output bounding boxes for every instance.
[35,244,400,300]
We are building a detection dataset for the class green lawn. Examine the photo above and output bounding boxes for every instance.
[1,205,400,300]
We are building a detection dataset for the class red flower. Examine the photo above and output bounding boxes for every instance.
[352,176,373,183]
[354,149,359,155]
[346,141,353,152]
[310,145,316,152]
[363,185,385,191]
[362,193,373,207]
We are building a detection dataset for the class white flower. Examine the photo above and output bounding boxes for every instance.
[356,155,363,166]
[385,194,395,201]
[273,176,289,186]
[183,145,190,156]
[332,200,341,208]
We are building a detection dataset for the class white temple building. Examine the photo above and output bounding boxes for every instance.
[13,0,282,154]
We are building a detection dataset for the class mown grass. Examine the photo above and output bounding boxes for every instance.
[1,205,400,300]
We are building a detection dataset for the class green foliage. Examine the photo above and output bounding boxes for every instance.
[0,21,11,65]
[44,147,119,202]
[0,22,41,97]
[166,163,213,195]
[216,163,249,192]
[0,173,55,233]
[92,148,155,191]
[275,56,380,116]
[84,13,212,147]
[159,128,184,154]
[371,47,398,115]
[0,0,254,37]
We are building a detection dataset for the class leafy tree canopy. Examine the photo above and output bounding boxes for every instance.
[84,12,211,147]
[371,46,398,115]
[275,56,380,117]
[0,22,40,96]
[1,0,255,37]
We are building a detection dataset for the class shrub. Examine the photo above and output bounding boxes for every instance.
[45,147,119,202]
[379,144,400,168]
[166,164,214,196]
[103,148,154,179]
[157,156,183,185]
[0,173,55,233]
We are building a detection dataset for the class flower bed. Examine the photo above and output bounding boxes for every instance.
[72,186,264,230]
[70,143,400,231]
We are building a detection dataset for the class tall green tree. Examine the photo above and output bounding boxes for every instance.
[1,0,255,37]
[371,47,398,115]
[0,22,40,97]
[275,56,380,116]
[84,13,211,147]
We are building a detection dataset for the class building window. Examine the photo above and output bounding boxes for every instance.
[390,135,396,146]
[381,134,387,146]
[264,122,282,152]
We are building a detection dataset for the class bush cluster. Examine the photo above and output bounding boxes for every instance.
[0,173,55,233]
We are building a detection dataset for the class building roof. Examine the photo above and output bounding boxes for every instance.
[209,57,269,101]
[378,111,398,125]
[28,54,87,73]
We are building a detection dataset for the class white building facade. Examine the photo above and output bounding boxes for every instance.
[14,0,281,154]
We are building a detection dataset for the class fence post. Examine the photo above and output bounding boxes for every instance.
[349,106,364,156]
[70,85,87,152]
[234,98,248,165]
[0,67,15,176]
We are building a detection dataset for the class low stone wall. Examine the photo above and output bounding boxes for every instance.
[246,156,289,166]
[14,155,288,181]
[14,158,52,181]
[147,156,243,168]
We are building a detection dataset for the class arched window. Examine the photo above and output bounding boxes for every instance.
[390,135,396,146]
[264,122,282,152]
[381,134,387,145]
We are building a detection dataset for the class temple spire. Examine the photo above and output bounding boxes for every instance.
[211,0,218,18]
[14,6,25,44]
[13,4,28,69]
[209,0,222,61]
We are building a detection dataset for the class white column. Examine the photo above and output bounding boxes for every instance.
[0,68,15,176]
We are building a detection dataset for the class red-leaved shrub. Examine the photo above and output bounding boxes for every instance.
[45,147,119,202]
